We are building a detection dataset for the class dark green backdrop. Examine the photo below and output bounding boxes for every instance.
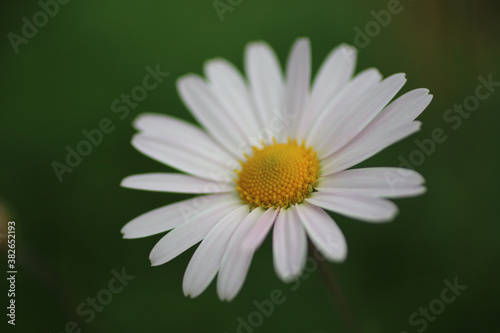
[1,0,499,332]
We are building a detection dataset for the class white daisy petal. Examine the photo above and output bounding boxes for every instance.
[242,207,279,251]
[121,193,237,239]
[367,88,433,130]
[325,90,432,170]
[307,191,398,223]
[310,44,357,116]
[286,38,311,140]
[321,121,421,175]
[319,90,430,175]
[295,202,347,262]
[149,196,241,266]
[307,68,382,149]
[217,208,265,301]
[182,205,249,298]
[122,39,432,300]
[272,206,307,282]
[317,73,407,157]
[245,41,284,134]
[204,59,260,140]
[121,173,234,193]
[133,113,234,162]
[177,74,248,157]
[317,168,425,198]
[132,133,236,182]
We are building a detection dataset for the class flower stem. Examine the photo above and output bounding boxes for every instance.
[309,241,359,333]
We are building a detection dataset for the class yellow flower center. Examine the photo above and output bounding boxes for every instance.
[235,139,320,209]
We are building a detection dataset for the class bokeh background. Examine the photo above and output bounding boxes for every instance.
[1,0,499,332]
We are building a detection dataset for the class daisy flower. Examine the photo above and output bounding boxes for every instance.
[121,38,432,301]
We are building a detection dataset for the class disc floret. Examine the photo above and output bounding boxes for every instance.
[235,138,320,209]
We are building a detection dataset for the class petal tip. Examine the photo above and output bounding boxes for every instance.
[120,177,131,188]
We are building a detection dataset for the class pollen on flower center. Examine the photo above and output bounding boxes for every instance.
[235,139,320,209]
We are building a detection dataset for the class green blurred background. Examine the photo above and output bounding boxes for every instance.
[1,0,499,332]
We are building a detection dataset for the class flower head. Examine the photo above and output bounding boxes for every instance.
[121,38,432,301]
